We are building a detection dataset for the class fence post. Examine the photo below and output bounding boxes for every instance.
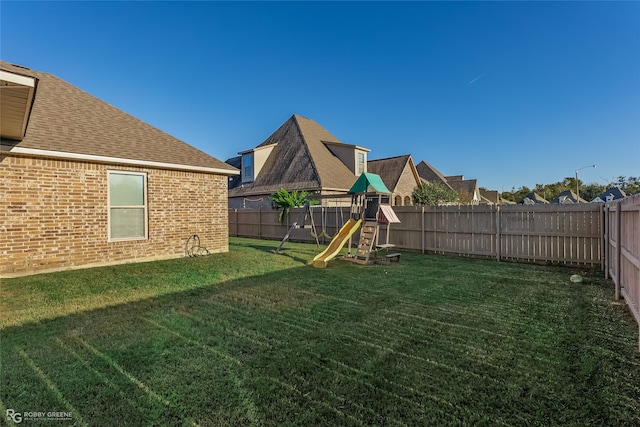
[235,209,238,237]
[421,206,425,254]
[604,206,609,280]
[496,205,501,262]
[599,204,604,273]
[615,202,622,301]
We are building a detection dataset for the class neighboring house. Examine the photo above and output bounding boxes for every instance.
[367,155,421,206]
[416,160,487,205]
[591,187,626,203]
[478,188,515,205]
[226,114,370,208]
[479,188,502,205]
[550,190,587,204]
[446,175,481,205]
[519,192,549,205]
[415,160,455,191]
[0,61,238,277]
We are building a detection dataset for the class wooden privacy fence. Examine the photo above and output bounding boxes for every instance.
[391,204,604,267]
[605,193,640,350]
[229,204,604,266]
[229,206,351,245]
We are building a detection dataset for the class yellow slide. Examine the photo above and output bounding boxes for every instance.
[312,218,363,268]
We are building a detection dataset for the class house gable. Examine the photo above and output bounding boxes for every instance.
[415,160,455,191]
[229,115,366,198]
[551,190,586,204]
[322,141,370,176]
[592,187,626,203]
[519,192,549,204]
[238,142,278,183]
[448,179,480,205]
[480,188,499,205]
[368,155,421,206]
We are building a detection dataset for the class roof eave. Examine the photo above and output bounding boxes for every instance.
[0,70,37,141]
[4,146,240,175]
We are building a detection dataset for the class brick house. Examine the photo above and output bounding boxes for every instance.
[367,155,421,206]
[0,61,238,277]
[226,114,370,208]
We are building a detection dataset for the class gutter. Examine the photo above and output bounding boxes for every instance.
[3,146,240,175]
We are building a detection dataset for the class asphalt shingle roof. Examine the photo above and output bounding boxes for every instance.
[229,114,359,196]
[367,155,412,192]
[0,61,236,173]
[415,160,455,191]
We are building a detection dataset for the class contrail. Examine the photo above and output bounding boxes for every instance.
[468,72,486,85]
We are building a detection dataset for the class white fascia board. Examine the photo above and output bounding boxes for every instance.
[322,140,371,152]
[0,70,36,87]
[238,142,278,155]
[8,147,240,175]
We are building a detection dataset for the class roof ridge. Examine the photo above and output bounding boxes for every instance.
[292,115,322,186]
[369,154,411,162]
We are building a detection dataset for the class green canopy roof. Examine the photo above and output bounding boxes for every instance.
[348,173,391,194]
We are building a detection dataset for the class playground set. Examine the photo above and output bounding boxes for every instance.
[275,173,401,268]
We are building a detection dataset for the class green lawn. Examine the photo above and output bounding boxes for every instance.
[1,237,639,426]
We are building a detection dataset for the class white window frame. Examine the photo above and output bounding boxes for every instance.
[242,152,254,183]
[107,170,148,242]
[357,152,365,175]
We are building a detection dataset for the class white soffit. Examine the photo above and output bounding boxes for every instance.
[0,70,37,141]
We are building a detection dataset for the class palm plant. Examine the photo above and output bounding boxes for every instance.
[269,188,316,223]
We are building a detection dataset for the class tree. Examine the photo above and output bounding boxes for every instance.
[457,190,474,205]
[412,182,459,206]
[501,176,638,203]
[501,186,531,203]
[616,176,640,195]
[581,183,605,202]
[269,188,317,223]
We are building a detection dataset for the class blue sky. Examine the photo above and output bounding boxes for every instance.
[2,1,638,192]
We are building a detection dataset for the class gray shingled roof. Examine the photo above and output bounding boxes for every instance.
[550,190,587,204]
[519,192,549,204]
[479,188,499,204]
[415,160,455,191]
[448,179,478,196]
[0,61,237,174]
[229,114,359,196]
[594,187,626,202]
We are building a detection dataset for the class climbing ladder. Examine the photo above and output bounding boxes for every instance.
[351,221,377,264]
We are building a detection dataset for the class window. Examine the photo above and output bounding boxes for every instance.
[242,153,254,182]
[108,171,147,241]
[357,152,365,175]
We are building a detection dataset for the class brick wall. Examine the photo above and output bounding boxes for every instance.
[0,154,229,276]
[392,163,420,206]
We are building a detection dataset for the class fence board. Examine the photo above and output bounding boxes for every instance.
[606,194,640,350]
